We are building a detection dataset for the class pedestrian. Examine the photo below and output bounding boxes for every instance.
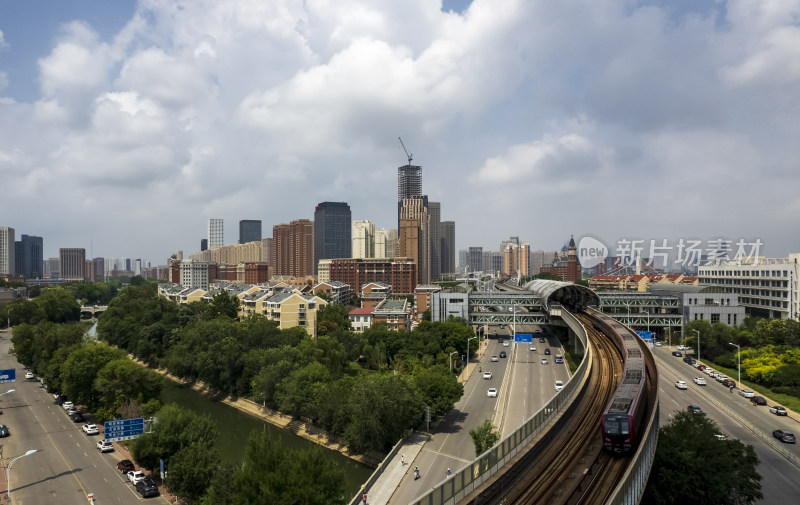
[362,492,367,504]
[730,385,734,393]
[446,468,451,478]
[401,453,405,466]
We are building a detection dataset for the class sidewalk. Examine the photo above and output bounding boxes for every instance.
[361,432,428,505]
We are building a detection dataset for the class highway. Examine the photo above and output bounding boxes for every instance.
[0,327,165,505]
[654,345,800,504]
[387,324,569,504]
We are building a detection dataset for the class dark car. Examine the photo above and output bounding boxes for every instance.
[720,378,736,388]
[687,405,703,414]
[773,430,796,444]
[136,477,160,498]
[539,337,546,343]
[0,425,8,437]
[498,338,504,344]
[544,348,551,355]
[672,351,683,357]
[117,459,136,473]
[751,396,767,406]
[499,351,507,358]
[72,413,85,423]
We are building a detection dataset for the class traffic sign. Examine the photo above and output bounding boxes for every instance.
[635,331,654,344]
[104,417,145,442]
[0,369,16,384]
[514,333,533,343]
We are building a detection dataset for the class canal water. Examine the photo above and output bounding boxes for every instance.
[160,380,373,496]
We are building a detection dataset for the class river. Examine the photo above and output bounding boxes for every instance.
[160,380,374,496]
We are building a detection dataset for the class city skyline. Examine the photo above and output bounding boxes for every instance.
[1,1,799,262]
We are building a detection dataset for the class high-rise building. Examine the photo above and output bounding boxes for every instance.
[273,219,314,277]
[352,220,375,259]
[261,238,273,269]
[428,202,441,282]
[399,198,430,285]
[467,247,483,274]
[398,164,422,228]
[59,248,86,280]
[502,241,530,277]
[386,229,399,258]
[201,239,208,251]
[239,220,262,244]
[483,251,502,276]
[314,202,351,274]
[93,257,105,280]
[43,257,59,278]
[440,221,455,276]
[208,218,224,249]
[375,228,387,259]
[180,259,210,290]
[0,227,15,276]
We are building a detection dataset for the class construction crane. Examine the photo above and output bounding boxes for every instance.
[398,137,413,165]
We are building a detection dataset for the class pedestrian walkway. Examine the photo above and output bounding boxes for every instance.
[363,432,428,505]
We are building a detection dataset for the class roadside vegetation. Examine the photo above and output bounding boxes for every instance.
[681,318,800,410]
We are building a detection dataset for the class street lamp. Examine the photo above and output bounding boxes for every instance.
[449,351,458,371]
[729,343,741,388]
[692,329,700,362]
[465,336,477,382]
[6,307,12,329]
[7,449,39,503]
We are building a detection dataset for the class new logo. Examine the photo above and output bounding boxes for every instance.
[578,236,608,268]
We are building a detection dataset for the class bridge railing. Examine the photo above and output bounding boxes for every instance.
[408,306,592,505]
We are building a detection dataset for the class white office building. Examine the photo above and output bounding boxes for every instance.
[0,227,15,276]
[698,254,800,320]
[208,218,224,249]
[180,259,209,290]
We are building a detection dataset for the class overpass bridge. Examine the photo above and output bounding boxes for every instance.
[80,305,108,319]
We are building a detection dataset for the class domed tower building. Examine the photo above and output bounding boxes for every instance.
[540,235,582,282]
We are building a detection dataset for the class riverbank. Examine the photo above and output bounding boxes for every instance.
[128,355,382,467]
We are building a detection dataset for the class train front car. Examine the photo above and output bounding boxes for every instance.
[602,406,636,453]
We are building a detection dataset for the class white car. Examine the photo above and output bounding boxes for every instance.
[25,372,35,380]
[655,341,662,347]
[677,345,686,350]
[555,380,564,391]
[693,377,707,386]
[127,470,146,484]
[541,358,548,365]
[529,345,536,351]
[62,401,74,411]
[675,381,688,390]
[96,440,114,452]
[738,389,755,398]
[491,355,499,362]
[483,371,492,380]
[502,341,510,347]
[487,388,498,398]
[82,424,99,435]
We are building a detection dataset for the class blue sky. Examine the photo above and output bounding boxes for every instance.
[1,0,799,264]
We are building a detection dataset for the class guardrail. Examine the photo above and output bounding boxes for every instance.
[408,307,592,505]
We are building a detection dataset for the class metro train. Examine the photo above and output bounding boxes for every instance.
[587,309,649,454]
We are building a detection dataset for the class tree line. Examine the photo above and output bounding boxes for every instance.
[96,281,469,453]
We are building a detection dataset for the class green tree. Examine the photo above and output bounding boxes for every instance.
[131,404,218,472]
[209,291,241,320]
[413,365,464,420]
[93,359,162,420]
[643,410,762,505]
[34,287,81,323]
[199,463,238,505]
[469,420,500,456]
[164,443,220,501]
[316,303,352,336]
[60,343,127,407]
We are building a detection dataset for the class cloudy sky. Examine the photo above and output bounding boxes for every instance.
[1,0,798,266]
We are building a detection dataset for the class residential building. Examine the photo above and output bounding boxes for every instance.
[59,248,86,280]
[361,281,392,310]
[386,229,399,258]
[263,289,327,337]
[239,220,262,244]
[415,285,441,314]
[0,227,14,276]
[329,257,417,295]
[261,238,273,269]
[317,259,332,283]
[440,221,455,276]
[314,202,351,274]
[312,280,352,304]
[208,218,224,249]
[482,251,502,276]
[353,220,375,259]
[348,307,373,332]
[589,273,699,292]
[698,254,800,320]
[273,219,314,277]
[375,228,387,259]
[373,297,412,331]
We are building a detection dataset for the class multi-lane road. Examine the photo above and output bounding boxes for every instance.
[388,324,569,504]
[0,327,165,505]
[654,345,800,504]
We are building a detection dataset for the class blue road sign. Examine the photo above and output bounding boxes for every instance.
[514,333,533,343]
[104,417,145,442]
[0,369,16,384]
[635,331,654,344]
